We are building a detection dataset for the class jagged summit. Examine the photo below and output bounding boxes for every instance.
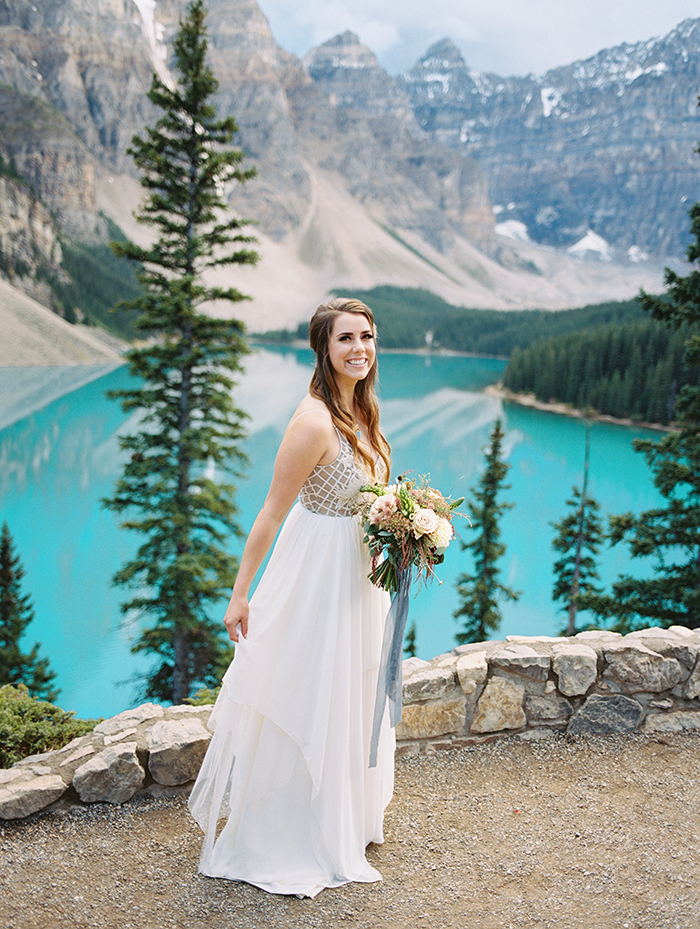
[304,30,385,80]
[411,38,468,72]
[0,0,687,329]
[397,16,700,258]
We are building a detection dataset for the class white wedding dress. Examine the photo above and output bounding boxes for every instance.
[188,427,395,897]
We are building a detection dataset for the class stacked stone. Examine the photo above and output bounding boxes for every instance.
[2,626,699,820]
[0,703,213,821]
[397,626,700,754]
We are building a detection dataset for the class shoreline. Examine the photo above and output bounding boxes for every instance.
[486,383,673,432]
[250,338,509,360]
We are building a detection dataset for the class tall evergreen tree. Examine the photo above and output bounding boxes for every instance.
[104,0,259,704]
[0,523,58,702]
[403,620,417,659]
[550,425,605,635]
[454,418,520,644]
[591,202,700,631]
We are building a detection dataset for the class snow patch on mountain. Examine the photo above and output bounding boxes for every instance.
[567,231,613,261]
[495,219,532,243]
[132,0,169,84]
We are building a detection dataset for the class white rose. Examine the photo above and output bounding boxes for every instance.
[412,507,439,538]
[428,516,453,554]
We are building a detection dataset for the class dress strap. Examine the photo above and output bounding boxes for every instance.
[288,408,333,428]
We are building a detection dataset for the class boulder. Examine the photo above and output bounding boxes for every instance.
[524,693,573,725]
[146,719,211,786]
[574,631,623,653]
[603,644,682,694]
[73,742,145,804]
[402,665,456,703]
[552,642,598,696]
[676,658,700,700]
[396,695,467,740]
[489,645,550,682]
[455,650,488,691]
[567,694,644,735]
[93,703,164,738]
[624,629,697,675]
[470,678,526,734]
[402,657,429,679]
[0,774,68,820]
[643,711,700,734]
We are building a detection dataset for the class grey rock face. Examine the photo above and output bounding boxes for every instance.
[567,694,644,735]
[403,665,456,703]
[524,693,573,726]
[489,645,550,682]
[602,644,682,694]
[0,773,67,820]
[73,742,145,804]
[146,719,211,786]
[400,23,700,259]
[552,643,598,696]
[471,677,526,733]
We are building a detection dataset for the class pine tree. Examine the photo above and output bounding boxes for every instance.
[454,418,520,644]
[593,201,700,631]
[403,620,417,658]
[104,0,259,704]
[550,425,605,635]
[0,523,58,702]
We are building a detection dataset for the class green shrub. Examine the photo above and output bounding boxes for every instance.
[184,686,220,705]
[0,684,99,768]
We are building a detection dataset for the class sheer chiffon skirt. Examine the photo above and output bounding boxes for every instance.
[188,503,395,897]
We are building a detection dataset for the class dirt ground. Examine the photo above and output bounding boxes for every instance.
[2,731,699,929]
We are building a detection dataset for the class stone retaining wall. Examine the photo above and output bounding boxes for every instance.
[397,626,700,754]
[2,626,699,820]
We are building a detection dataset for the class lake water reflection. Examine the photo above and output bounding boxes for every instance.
[0,348,664,718]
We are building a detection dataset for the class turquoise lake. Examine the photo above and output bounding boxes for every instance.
[0,348,665,719]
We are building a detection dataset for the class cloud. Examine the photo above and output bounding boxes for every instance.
[259,0,700,76]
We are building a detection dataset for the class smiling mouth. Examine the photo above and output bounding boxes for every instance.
[347,358,367,366]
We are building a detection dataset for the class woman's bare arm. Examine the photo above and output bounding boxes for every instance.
[223,409,336,642]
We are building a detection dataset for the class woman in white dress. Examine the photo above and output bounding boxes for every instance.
[188,298,396,897]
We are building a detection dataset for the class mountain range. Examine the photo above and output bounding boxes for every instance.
[0,0,697,333]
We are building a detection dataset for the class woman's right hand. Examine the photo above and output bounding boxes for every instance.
[223,591,249,643]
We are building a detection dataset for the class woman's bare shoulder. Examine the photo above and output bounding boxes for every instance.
[285,397,334,436]
[282,397,338,465]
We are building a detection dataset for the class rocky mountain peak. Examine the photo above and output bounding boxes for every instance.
[412,38,468,72]
[399,16,700,258]
[403,37,479,114]
[304,30,378,70]
[303,29,412,119]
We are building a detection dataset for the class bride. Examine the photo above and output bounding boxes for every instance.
[188,297,396,897]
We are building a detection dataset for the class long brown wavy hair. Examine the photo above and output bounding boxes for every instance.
[309,297,391,480]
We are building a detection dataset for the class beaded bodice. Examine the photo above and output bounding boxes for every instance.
[298,428,365,517]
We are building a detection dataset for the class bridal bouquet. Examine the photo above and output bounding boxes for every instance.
[356,475,463,593]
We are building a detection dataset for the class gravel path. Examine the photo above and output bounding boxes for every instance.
[2,732,699,929]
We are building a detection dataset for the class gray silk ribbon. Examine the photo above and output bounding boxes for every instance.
[368,567,411,768]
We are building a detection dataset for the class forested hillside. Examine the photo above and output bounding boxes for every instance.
[260,286,646,357]
[502,319,697,425]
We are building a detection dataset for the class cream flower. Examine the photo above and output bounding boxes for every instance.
[428,516,453,554]
[412,507,439,538]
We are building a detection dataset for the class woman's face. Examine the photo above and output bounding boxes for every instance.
[327,312,376,390]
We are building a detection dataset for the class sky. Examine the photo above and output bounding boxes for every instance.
[257,0,700,76]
